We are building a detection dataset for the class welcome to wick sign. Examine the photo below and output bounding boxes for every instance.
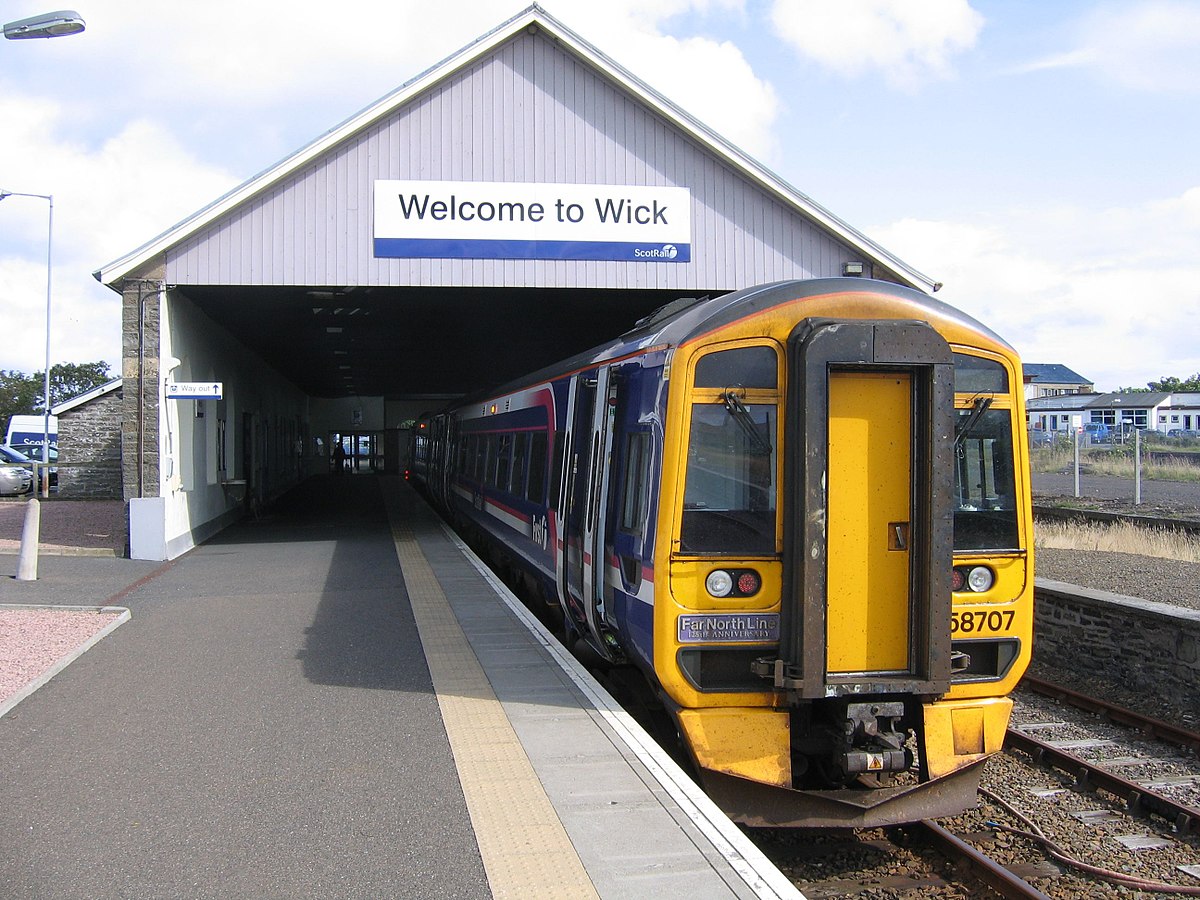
[373,180,691,262]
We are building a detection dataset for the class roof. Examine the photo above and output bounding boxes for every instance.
[51,377,122,416]
[94,5,937,293]
[1023,363,1092,385]
[1085,392,1171,408]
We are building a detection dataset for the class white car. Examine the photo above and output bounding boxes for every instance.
[0,445,34,496]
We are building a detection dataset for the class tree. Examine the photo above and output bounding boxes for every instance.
[48,361,113,406]
[0,361,113,429]
[0,370,42,429]
[1147,374,1200,392]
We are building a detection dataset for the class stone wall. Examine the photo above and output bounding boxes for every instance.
[57,386,123,499]
[1033,578,1200,717]
[121,276,164,501]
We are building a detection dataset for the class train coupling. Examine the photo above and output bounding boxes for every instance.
[838,702,912,776]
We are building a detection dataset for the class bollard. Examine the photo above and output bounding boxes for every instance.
[16,498,40,581]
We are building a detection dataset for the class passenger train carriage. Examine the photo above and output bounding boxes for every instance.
[409,278,1033,827]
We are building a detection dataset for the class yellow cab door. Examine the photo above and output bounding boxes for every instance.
[826,371,912,675]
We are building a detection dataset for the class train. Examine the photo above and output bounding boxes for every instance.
[408,277,1033,828]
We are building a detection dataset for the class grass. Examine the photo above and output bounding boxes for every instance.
[1029,443,1200,482]
[1035,519,1200,563]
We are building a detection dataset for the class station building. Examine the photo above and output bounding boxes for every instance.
[95,5,936,560]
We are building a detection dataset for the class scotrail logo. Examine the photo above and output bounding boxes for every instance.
[634,244,680,259]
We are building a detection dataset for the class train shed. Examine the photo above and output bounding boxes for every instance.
[96,4,935,560]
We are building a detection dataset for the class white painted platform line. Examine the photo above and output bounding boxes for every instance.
[439,523,806,900]
[0,605,131,719]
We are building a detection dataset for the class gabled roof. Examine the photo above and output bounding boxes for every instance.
[94,4,937,292]
[1085,392,1170,408]
[52,377,122,416]
[1024,363,1092,385]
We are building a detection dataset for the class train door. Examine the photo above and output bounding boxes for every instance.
[586,368,619,636]
[557,368,619,657]
[777,320,954,698]
[559,375,595,632]
[826,372,912,674]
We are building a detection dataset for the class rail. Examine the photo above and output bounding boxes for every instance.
[910,820,1052,899]
[1005,726,1200,834]
[1021,673,1200,753]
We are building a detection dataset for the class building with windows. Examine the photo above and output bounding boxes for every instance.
[1022,363,1093,400]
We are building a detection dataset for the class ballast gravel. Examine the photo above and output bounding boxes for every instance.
[0,607,123,707]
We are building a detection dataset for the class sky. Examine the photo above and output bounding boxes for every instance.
[1,0,1198,392]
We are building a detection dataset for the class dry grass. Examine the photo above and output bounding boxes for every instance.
[1035,519,1200,563]
[1029,444,1200,482]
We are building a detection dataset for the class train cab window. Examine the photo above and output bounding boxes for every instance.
[954,407,1020,550]
[954,354,1008,394]
[681,345,779,555]
[694,346,778,389]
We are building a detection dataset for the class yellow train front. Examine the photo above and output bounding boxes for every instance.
[649,279,1032,828]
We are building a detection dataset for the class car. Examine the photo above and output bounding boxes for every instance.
[0,445,34,496]
[1083,422,1112,443]
[6,441,57,487]
[1029,428,1057,447]
[1167,428,1200,440]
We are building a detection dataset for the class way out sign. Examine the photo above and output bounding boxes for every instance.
[166,382,223,400]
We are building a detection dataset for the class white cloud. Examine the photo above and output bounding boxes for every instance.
[872,188,1200,391]
[0,92,237,373]
[1018,1,1200,92]
[768,0,984,90]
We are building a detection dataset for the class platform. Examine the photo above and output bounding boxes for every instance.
[0,476,799,899]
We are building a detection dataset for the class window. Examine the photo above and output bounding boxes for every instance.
[527,433,548,504]
[620,432,651,534]
[510,432,529,496]
[493,434,512,489]
[681,345,779,555]
[956,355,1008,393]
[694,346,777,389]
[954,408,1019,550]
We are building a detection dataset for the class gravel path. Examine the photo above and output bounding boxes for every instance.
[0,607,124,709]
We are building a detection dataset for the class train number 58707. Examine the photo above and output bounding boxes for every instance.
[951,610,1014,634]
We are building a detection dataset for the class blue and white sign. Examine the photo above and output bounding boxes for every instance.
[166,382,223,400]
[677,613,780,644]
[374,180,691,262]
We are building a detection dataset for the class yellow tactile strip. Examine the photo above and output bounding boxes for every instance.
[388,514,599,900]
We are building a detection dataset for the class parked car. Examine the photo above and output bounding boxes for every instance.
[1167,428,1200,440]
[1083,422,1112,443]
[7,441,57,487]
[1029,428,1057,447]
[0,445,34,496]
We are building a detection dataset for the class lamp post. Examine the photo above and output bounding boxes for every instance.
[0,189,54,496]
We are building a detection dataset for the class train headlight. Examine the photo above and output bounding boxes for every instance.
[967,566,994,592]
[953,565,995,593]
[706,570,734,597]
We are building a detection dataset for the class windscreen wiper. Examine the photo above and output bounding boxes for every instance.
[954,396,993,449]
[721,391,773,455]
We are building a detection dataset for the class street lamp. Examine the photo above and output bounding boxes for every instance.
[3,10,85,39]
[0,189,54,496]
